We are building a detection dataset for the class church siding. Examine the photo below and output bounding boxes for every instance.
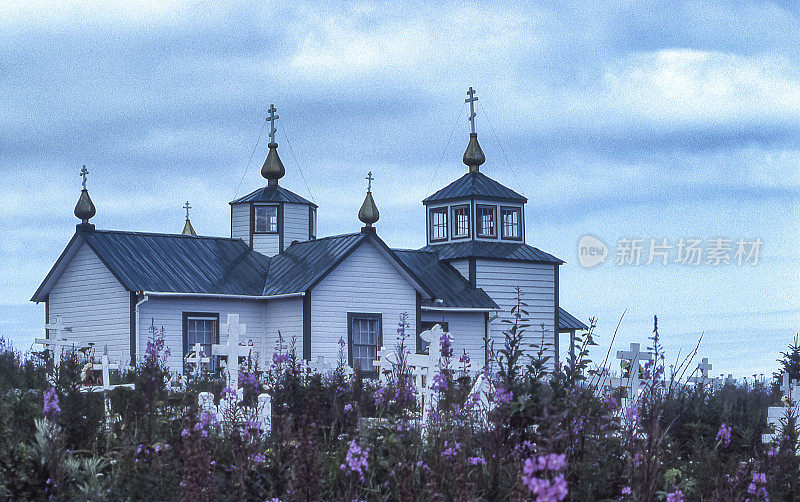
[449,259,469,281]
[475,260,557,366]
[420,311,486,369]
[231,203,250,241]
[283,202,309,246]
[310,241,417,365]
[48,243,131,365]
[137,297,267,372]
[264,296,304,357]
[252,233,280,256]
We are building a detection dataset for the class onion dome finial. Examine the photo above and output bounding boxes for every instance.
[261,104,286,185]
[74,165,96,230]
[462,86,486,173]
[182,201,197,236]
[358,171,379,227]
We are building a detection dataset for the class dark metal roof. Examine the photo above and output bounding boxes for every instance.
[263,233,364,295]
[230,185,316,207]
[81,230,271,296]
[393,250,498,309]
[421,240,564,264]
[559,307,589,331]
[423,172,527,204]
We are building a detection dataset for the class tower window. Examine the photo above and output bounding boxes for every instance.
[501,206,522,240]
[254,205,278,233]
[309,207,317,240]
[451,205,470,239]
[429,207,448,241]
[476,205,496,237]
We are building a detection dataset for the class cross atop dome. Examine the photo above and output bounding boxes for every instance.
[182,200,197,236]
[80,165,89,189]
[261,103,286,185]
[74,164,96,230]
[462,86,485,173]
[267,104,279,144]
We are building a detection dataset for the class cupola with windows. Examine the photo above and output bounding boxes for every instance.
[423,87,527,247]
[229,105,317,257]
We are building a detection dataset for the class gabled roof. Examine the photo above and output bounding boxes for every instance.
[559,307,589,331]
[262,231,434,298]
[393,250,498,309]
[423,171,527,204]
[32,229,272,301]
[230,185,316,207]
[421,240,564,264]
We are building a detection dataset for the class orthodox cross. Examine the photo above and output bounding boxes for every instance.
[268,104,279,143]
[210,314,251,392]
[80,165,89,189]
[80,347,135,429]
[36,315,74,375]
[366,171,374,192]
[465,86,478,134]
[611,342,653,399]
[183,201,192,220]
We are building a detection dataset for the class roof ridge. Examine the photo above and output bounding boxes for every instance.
[88,229,241,242]
[285,232,362,247]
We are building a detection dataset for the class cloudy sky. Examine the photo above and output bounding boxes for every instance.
[1,0,798,377]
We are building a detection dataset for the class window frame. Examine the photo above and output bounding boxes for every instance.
[182,312,220,372]
[429,206,449,242]
[500,206,523,241]
[253,204,279,234]
[347,312,382,377]
[450,204,471,240]
[309,206,317,240]
[476,204,497,238]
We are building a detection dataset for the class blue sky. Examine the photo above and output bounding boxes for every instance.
[0,0,798,377]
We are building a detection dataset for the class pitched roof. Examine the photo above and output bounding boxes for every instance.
[32,229,272,301]
[262,233,364,295]
[230,185,316,207]
[423,172,527,204]
[421,240,564,264]
[393,250,498,309]
[559,307,589,331]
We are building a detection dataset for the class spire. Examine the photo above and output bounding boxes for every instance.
[74,165,96,231]
[462,86,485,173]
[181,201,197,236]
[261,104,286,185]
[358,171,379,229]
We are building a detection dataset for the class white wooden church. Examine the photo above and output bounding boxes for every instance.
[32,89,586,374]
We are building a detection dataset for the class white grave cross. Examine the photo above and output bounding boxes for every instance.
[211,314,250,391]
[80,350,135,429]
[185,342,211,377]
[689,358,720,388]
[36,315,74,369]
[611,343,653,399]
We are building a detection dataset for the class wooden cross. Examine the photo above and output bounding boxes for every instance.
[210,314,250,391]
[185,342,210,377]
[267,104,279,143]
[612,343,653,399]
[465,86,478,134]
[80,165,89,189]
[366,171,374,192]
[80,349,134,429]
[183,201,191,220]
[689,357,718,388]
[36,315,74,370]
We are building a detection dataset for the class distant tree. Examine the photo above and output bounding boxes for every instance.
[776,334,800,383]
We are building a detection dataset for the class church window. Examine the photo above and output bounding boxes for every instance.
[254,205,278,233]
[429,207,448,241]
[476,205,496,237]
[501,206,522,240]
[451,205,470,239]
[309,207,317,240]
[348,313,382,375]
[183,313,219,369]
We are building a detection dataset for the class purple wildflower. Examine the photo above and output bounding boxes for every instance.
[621,486,632,495]
[340,440,370,483]
[624,405,639,425]
[431,373,448,392]
[220,386,237,401]
[716,423,732,447]
[666,490,684,502]
[494,386,513,405]
[440,332,453,358]
[373,387,388,407]
[468,456,486,465]
[239,370,259,388]
[602,394,619,411]
[42,387,60,421]
[440,441,461,459]
[272,352,290,365]
[344,403,357,414]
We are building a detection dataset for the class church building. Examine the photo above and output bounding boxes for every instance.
[31,89,586,374]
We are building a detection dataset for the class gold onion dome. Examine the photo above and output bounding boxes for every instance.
[462,133,485,173]
[74,188,96,223]
[261,142,285,186]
